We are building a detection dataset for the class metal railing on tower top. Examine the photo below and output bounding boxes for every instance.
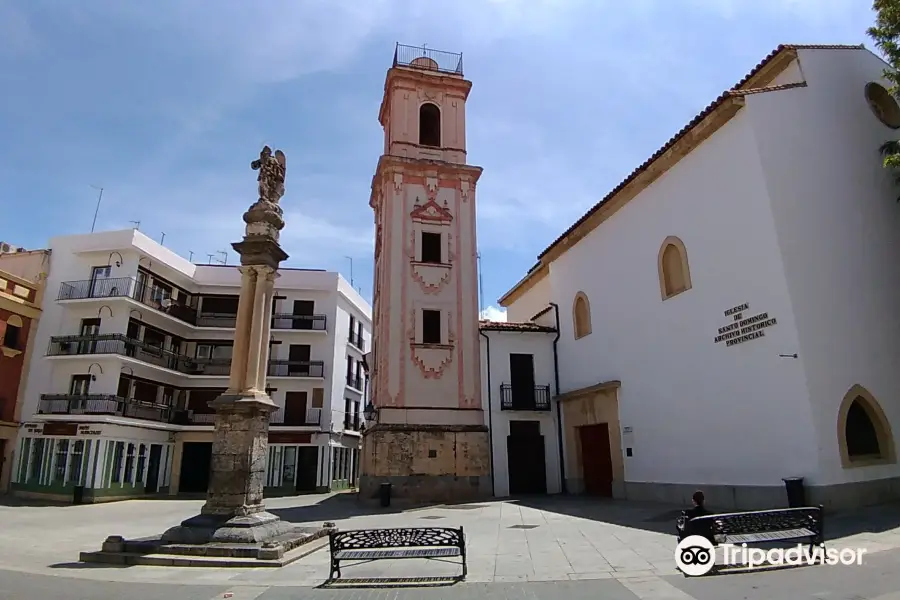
[393,43,463,76]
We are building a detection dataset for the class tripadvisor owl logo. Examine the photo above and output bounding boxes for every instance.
[675,536,716,576]
[675,535,868,575]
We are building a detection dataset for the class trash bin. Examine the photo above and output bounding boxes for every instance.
[73,485,85,505]
[783,477,805,508]
[379,482,392,507]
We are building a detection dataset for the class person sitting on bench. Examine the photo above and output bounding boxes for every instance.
[678,490,714,542]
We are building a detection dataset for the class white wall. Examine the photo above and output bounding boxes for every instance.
[480,329,561,496]
[503,271,552,323]
[752,48,900,486]
[544,106,819,488]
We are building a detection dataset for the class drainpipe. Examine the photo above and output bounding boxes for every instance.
[479,328,496,497]
[548,302,566,494]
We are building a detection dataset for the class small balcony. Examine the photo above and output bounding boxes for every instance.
[343,415,362,432]
[269,407,321,426]
[37,394,171,423]
[346,374,363,391]
[499,384,552,411]
[271,313,327,331]
[267,360,325,378]
[57,278,199,326]
[47,334,230,376]
[348,332,365,351]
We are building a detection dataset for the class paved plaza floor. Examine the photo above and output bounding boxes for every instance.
[2,492,900,599]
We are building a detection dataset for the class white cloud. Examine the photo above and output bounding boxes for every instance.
[480,305,508,322]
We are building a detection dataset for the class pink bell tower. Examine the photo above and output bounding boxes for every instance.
[360,44,490,502]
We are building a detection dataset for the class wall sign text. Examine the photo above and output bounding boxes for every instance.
[714,302,778,347]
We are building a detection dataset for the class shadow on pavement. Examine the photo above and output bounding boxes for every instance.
[512,495,685,536]
[48,562,133,570]
[318,576,462,589]
[269,492,444,525]
[513,495,900,540]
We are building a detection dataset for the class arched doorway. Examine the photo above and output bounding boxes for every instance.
[837,384,896,468]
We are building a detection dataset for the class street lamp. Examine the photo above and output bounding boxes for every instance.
[363,402,377,423]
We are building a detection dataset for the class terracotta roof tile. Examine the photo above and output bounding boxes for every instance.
[535,44,863,262]
[731,81,808,96]
[479,320,556,333]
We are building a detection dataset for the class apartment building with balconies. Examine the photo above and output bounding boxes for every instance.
[10,229,370,503]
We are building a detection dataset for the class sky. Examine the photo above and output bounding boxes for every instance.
[0,0,878,322]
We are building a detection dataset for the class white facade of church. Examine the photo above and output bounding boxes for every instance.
[488,44,900,510]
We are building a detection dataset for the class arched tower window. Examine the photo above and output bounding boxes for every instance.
[838,384,896,467]
[657,236,692,300]
[419,103,441,147]
[572,292,592,339]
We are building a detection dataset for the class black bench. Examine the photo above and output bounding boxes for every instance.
[677,505,824,549]
[328,527,467,580]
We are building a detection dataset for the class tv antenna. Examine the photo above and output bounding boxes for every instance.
[217,250,228,265]
[188,251,194,261]
[160,232,166,245]
[344,256,354,286]
[206,253,215,265]
[89,185,104,233]
[129,220,141,230]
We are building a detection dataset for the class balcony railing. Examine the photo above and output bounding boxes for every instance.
[267,360,325,378]
[269,407,321,426]
[348,332,365,351]
[393,43,463,75]
[271,313,327,331]
[195,313,237,328]
[37,394,171,423]
[57,277,200,325]
[346,374,363,391]
[343,415,362,431]
[499,384,552,411]
[47,334,229,376]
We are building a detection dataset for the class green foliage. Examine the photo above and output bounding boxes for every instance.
[869,0,900,186]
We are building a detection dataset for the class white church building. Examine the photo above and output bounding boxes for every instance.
[486,43,900,510]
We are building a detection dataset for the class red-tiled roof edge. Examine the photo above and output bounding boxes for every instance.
[478,320,557,333]
[535,43,864,261]
[732,44,865,90]
[731,81,808,96]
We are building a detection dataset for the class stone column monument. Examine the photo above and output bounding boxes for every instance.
[162,146,292,544]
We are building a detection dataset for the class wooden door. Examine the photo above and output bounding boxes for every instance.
[293,300,314,330]
[580,423,614,497]
[145,444,162,493]
[295,446,319,492]
[288,344,311,376]
[509,353,535,408]
[507,427,547,494]
[284,391,308,426]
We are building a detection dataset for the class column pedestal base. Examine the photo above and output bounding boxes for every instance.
[161,510,295,544]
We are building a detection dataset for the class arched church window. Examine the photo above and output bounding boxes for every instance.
[419,103,441,147]
[658,236,692,300]
[573,292,592,339]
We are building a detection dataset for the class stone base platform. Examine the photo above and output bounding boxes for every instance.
[79,524,332,568]
[359,424,492,505]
